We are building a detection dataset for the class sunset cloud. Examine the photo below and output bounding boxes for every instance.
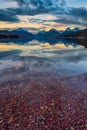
[0,0,87,30]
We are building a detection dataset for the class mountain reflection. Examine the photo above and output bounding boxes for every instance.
[0,37,87,48]
[0,39,84,59]
[0,38,87,83]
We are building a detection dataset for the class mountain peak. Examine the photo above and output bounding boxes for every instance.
[72,27,80,32]
[14,28,25,32]
[65,27,71,32]
[49,28,58,32]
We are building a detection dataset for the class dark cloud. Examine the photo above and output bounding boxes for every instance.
[53,7,87,26]
[0,9,20,22]
[0,0,87,27]
[0,0,66,22]
[67,7,87,20]
[7,0,66,16]
[28,12,87,26]
[54,17,87,26]
[15,0,66,9]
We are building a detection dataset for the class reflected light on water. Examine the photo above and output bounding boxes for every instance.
[0,41,84,57]
[0,40,87,77]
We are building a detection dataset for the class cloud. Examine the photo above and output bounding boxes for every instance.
[16,0,66,9]
[1,0,65,23]
[52,7,87,26]
[0,9,20,22]
[0,0,18,9]
[0,0,87,27]
[67,7,87,20]
[54,16,87,26]
[7,0,66,17]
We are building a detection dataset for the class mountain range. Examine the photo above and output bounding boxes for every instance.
[62,28,87,37]
[0,27,87,39]
[0,28,87,48]
[36,27,80,37]
[0,28,34,39]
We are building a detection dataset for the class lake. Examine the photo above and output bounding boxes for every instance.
[0,39,87,76]
[0,39,87,129]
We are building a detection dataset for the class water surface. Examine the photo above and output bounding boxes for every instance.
[0,39,87,130]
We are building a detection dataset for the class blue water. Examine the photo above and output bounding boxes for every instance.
[0,39,87,77]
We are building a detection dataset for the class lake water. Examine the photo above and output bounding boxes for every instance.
[0,39,87,129]
[0,39,87,77]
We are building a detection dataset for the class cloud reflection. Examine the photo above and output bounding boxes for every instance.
[0,40,87,78]
[0,41,84,58]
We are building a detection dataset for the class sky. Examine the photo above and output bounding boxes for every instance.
[0,0,87,33]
